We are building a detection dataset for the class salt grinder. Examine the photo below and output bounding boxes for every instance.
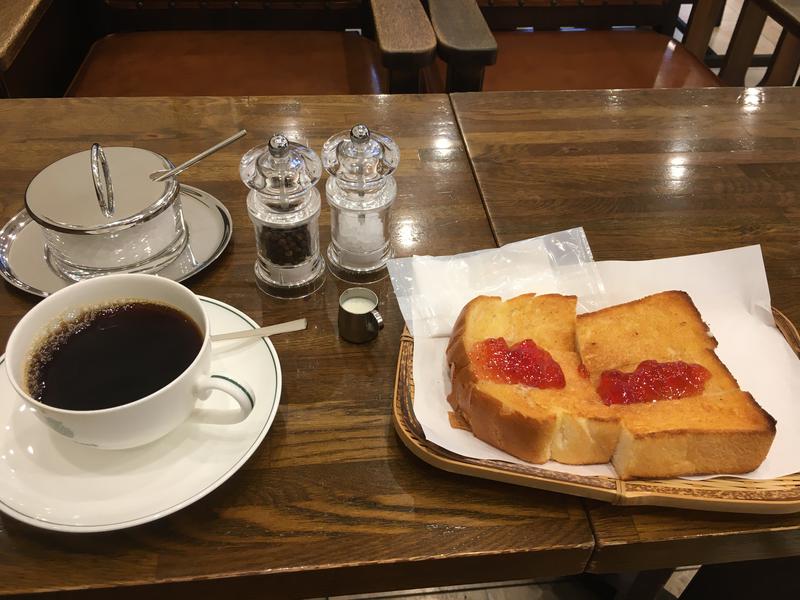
[240,134,325,298]
[322,124,399,282]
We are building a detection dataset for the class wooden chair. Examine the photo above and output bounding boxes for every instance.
[1,0,435,98]
[424,0,800,92]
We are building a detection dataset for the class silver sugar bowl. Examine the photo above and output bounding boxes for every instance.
[24,144,187,281]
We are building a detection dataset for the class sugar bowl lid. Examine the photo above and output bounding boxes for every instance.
[25,144,179,234]
[322,124,399,191]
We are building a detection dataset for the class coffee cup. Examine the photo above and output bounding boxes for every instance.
[5,274,254,449]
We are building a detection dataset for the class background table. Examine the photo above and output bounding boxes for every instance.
[452,87,800,575]
[0,95,594,598]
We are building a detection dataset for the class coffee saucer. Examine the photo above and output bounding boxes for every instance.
[0,185,232,297]
[0,297,281,533]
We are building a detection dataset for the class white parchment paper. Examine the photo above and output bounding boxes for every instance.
[388,227,602,338]
[390,242,800,481]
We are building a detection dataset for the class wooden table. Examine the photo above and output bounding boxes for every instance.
[0,95,594,597]
[452,87,800,574]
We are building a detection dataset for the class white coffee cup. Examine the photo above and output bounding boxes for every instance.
[5,274,254,449]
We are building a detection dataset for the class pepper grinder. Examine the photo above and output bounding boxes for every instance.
[322,124,399,282]
[240,133,325,298]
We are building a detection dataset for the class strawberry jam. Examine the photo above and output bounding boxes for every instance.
[471,338,566,389]
[598,360,711,406]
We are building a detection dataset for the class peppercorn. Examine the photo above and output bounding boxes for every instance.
[257,224,312,267]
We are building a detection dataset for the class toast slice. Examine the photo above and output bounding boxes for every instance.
[445,290,776,479]
[446,294,620,464]
[577,291,742,398]
[611,390,776,478]
[576,291,719,376]
[576,291,775,479]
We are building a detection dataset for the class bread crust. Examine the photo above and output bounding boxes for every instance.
[611,391,776,479]
[613,428,775,479]
[448,365,556,463]
[445,295,492,373]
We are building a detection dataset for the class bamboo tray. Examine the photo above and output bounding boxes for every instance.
[392,309,800,514]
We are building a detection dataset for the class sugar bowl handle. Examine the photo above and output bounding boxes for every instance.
[90,143,115,217]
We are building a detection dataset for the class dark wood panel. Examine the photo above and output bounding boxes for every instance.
[0,0,50,71]
[584,501,800,573]
[0,95,593,596]
[452,87,800,573]
[1,0,92,98]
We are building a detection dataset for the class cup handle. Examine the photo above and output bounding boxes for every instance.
[194,374,255,421]
[370,309,384,331]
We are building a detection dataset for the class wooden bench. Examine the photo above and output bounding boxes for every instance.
[1,0,436,97]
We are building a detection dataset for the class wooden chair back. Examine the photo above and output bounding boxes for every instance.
[427,0,800,89]
[476,0,682,34]
[95,0,369,34]
[684,0,800,85]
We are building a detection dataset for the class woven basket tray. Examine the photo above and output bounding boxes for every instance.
[392,308,800,514]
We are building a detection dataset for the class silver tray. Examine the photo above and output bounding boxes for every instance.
[0,185,232,297]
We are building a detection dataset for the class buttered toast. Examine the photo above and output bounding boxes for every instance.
[446,291,776,479]
[576,291,775,478]
[446,294,621,465]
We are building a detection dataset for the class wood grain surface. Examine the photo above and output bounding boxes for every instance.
[585,500,800,573]
[0,0,49,71]
[370,0,436,67]
[452,87,800,324]
[452,87,800,573]
[0,95,593,597]
[428,0,498,64]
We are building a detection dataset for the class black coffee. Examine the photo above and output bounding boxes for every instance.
[26,301,203,411]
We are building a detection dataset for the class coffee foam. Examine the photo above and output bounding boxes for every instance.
[23,298,170,400]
